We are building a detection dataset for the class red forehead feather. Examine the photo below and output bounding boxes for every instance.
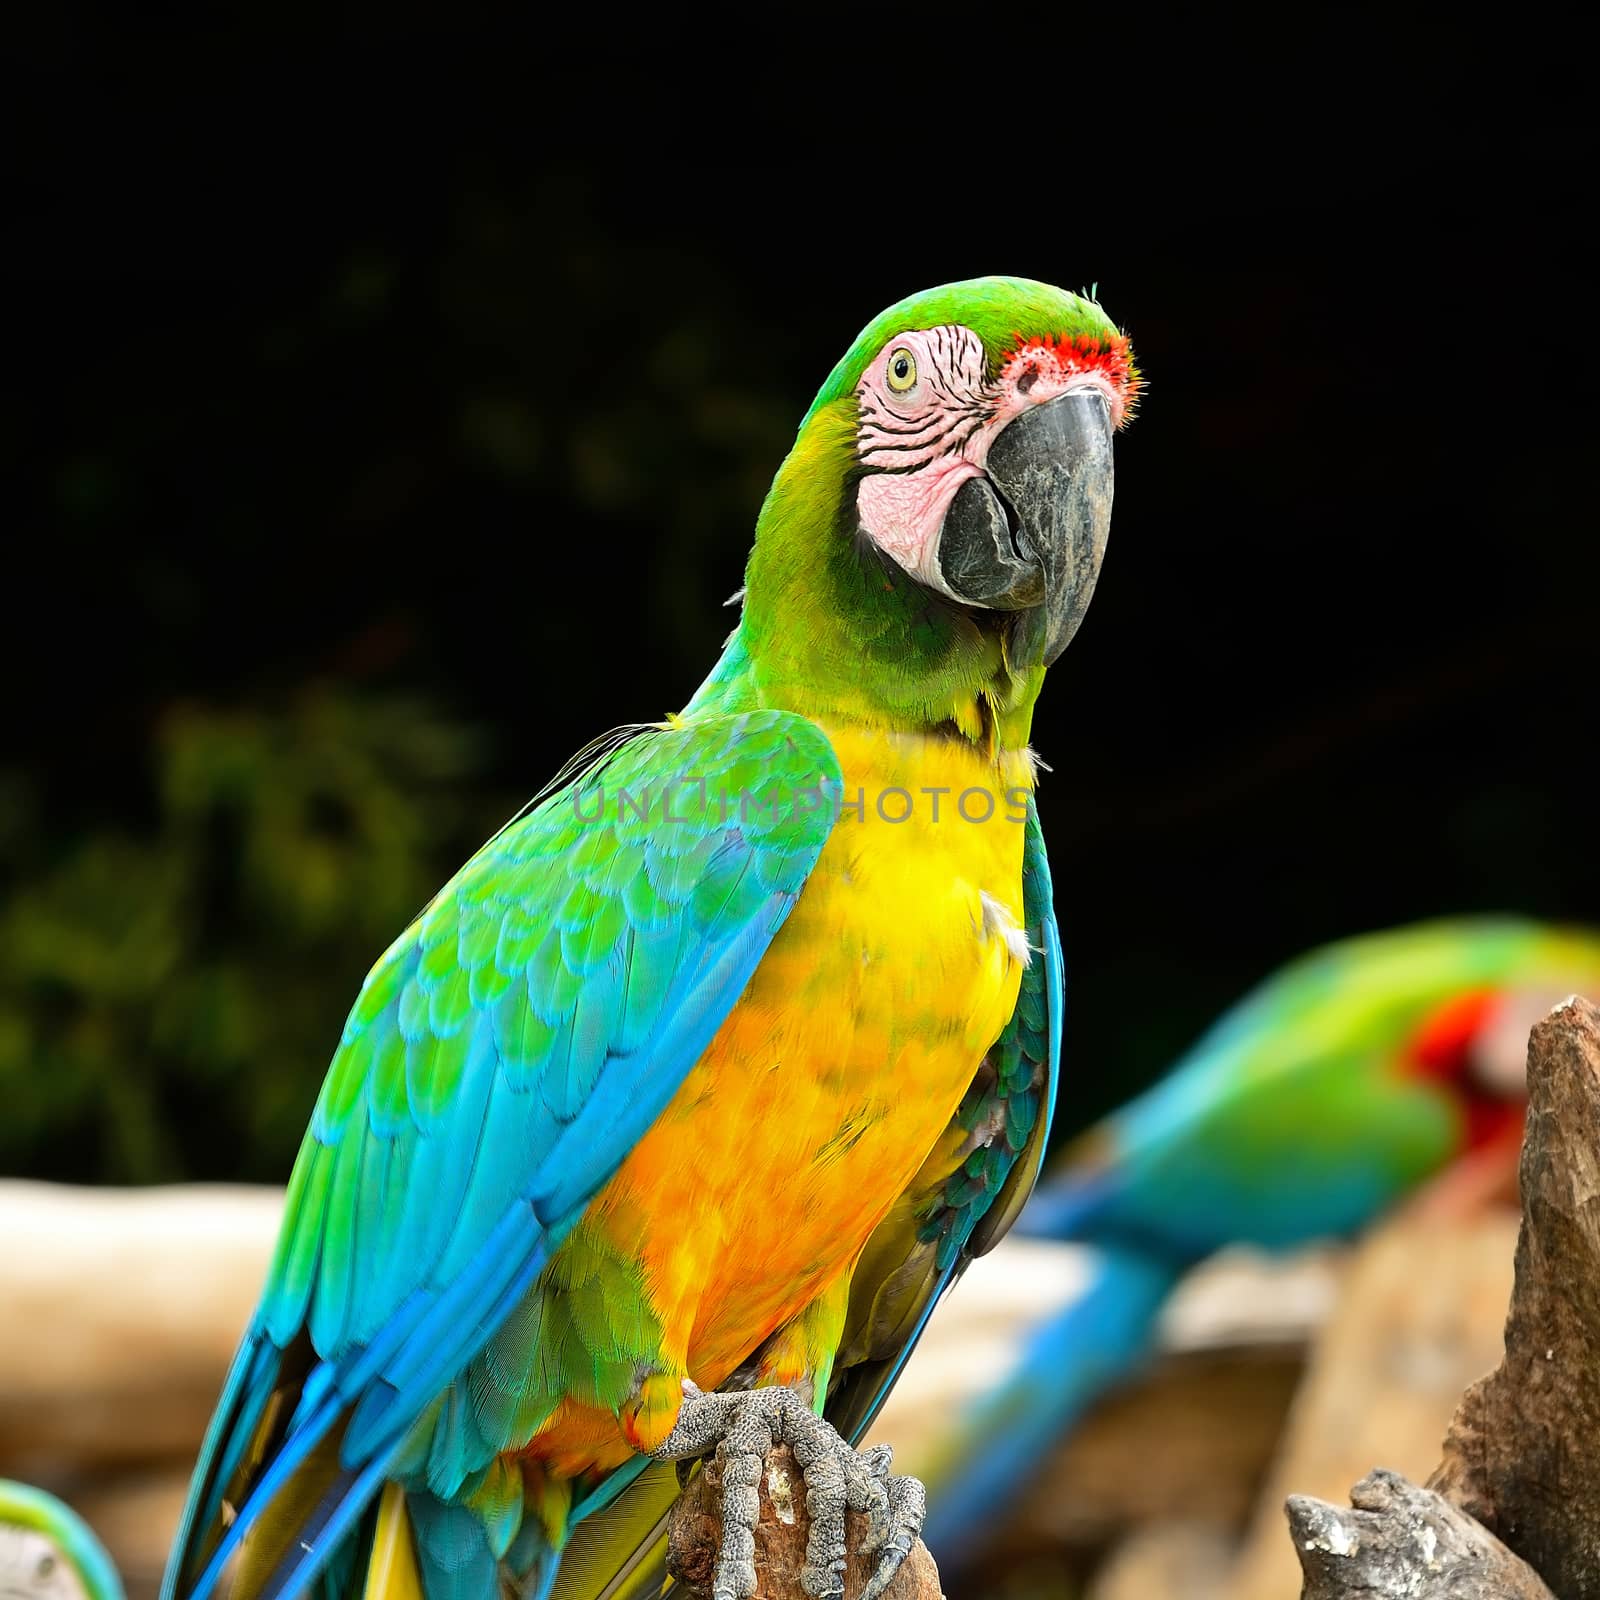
[1004,331,1142,417]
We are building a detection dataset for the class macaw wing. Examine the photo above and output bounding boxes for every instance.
[164,709,842,1600]
[825,796,1063,1444]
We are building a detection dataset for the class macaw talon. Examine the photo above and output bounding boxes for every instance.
[860,1466,926,1600]
[651,1385,925,1600]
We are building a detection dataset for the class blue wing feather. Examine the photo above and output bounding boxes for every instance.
[165,710,843,1600]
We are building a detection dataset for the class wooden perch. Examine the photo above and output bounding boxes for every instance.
[1429,995,1600,1595]
[1288,1469,1552,1599]
[1284,998,1600,1599]
[667,1444,942,1600]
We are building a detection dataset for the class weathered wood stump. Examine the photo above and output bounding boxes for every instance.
[1289,1469,1552,1598]
[1428,996,1600,1595]
[1286,998,1600,1599]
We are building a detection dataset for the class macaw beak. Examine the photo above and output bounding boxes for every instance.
[937,390,1115,665]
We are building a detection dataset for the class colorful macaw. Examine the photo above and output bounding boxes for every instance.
[161,279,1141,1600]
[0,1481,123,1600]
[902,915,1600,1566]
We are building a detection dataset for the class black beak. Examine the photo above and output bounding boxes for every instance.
[936,391,1114,665]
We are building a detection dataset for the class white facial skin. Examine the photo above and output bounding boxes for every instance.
[853,324,1130,600]
[0,1529,90,1600]
[1470,986,1592,1098]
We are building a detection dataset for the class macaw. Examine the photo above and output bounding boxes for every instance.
[0,1481,123,1600]
[900,915,1600,1567]
[161,279,1141,1600]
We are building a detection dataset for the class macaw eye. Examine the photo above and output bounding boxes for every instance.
[886,348,917,393]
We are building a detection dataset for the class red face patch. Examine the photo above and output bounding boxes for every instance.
[852,321,1134,595]
[1404,987,1526,1152]
[1002,332,1141,424]
[1407,988,1499,1081]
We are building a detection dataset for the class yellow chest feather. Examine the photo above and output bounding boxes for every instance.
[588,724,1035,1375]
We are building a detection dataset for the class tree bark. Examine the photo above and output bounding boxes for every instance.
[1285,998,1600,1600]
[667,1445,942,1600]
[1289,1470,1552,1599]
[1428,996,1600,1596]
[1231,1210,1515,1600]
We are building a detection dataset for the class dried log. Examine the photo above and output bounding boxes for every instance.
[667,1444,942,1600]
[1288,1470,1552,1599]
[1004,1344,1305,1554]
[1429,996,1600,1596]
[1279,998,1600,1599]
[0,1182,279,1469]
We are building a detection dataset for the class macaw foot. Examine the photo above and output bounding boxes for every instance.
[652,1380,925,1600]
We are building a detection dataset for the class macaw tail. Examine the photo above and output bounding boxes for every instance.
[539,1462,683,1600]
[299,1484,482,1600]
[358,1488,423,1600]
[917,1244,1179,1570]
[204,1443,513,1600]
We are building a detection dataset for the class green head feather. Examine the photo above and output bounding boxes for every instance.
[801,277,1129,428]
[689,278,1135,748]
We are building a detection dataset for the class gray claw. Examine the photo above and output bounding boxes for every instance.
[652,1384,925,1600]
[859,1472,926,1600]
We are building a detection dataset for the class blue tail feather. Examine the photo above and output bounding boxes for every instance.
[254,1449,404,1600]
[163,1330,280,1600]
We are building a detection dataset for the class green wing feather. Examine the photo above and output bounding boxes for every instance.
[166,710,842,1600]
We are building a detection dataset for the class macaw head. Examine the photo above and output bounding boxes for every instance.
[733,277,1139,742]
[1401,924,1600,1155]
[1405,987,1532,1154]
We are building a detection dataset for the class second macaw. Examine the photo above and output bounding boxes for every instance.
[161,279,1141,1600]
[898,915,1600,1565]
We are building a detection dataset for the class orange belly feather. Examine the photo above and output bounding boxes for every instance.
[523,724,1035,1476]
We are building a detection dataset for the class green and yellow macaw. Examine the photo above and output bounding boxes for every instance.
[0,1481,123,1600]
[161,278,1139,1600]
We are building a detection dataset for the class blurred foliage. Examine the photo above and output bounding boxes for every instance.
[0,692,498,1183]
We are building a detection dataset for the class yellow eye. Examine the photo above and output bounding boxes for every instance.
[886,347,917,393]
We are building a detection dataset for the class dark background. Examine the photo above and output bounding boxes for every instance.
[4,36,1595,1185]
